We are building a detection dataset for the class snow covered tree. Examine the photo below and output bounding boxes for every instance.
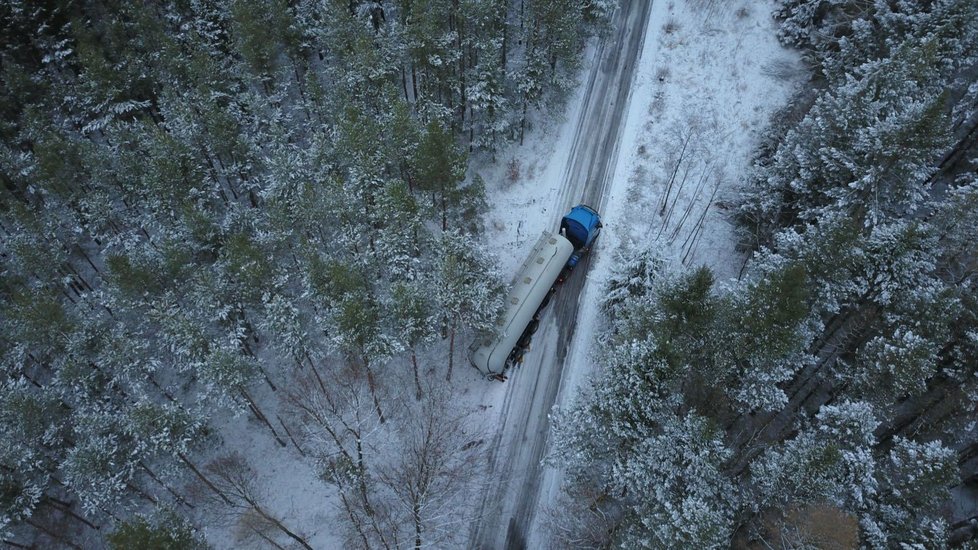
[108,509,209,550]
[774,0,851,50]
[285,365,384,547]
[727,2,978,546]
[553,252,745,548]
[549,338,674,489]
[751,401,879,517]
[373,180,428,280]
[391,281,439,399]
[205,453,314,550]
[716,262,811,413]
[258,290,318,371]
[215,220,276,309]
[598,247,811,419]
[851,284,956,406]
[229,0,300,85]
[463,0,512,154]
[742,50,950,231]
[0,379,64,538]
[60,408,141,515]
[613,413,737,550]
[861,437,956,547]
[377,384,484,549]
[601,244,666,318]
[413,120,468,231]
[434,229,504,381]
[743,0,978,246]
[307,256,396,422]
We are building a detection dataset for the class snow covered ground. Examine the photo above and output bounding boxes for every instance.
[202,2,802,548]
[466,1,803,547]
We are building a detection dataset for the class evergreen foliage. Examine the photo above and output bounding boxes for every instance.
[108,510,209,550]
[553,1,978,546]
[0,0,611,545]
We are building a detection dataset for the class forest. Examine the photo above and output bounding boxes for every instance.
[550,0,978,548]
[0,0,612,547]
[3,0,978,549]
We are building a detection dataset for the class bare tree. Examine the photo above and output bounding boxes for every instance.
[205,454,314,550]
[284,365,391,549]
[541,484,620,550]
[376,383,486,550]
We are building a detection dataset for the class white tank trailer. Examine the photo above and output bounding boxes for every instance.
[469,205,602,380]
[469,231,573,377]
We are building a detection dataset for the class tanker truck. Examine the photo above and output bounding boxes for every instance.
[469,204,602,380]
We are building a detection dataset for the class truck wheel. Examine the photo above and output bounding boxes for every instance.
[540,288,555,309]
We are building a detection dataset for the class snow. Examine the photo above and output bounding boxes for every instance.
[467,1,803,547]
[473,58,599,279]
[208,408,335,545]
[202,2,803,548]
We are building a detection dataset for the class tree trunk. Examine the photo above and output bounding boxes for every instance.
[240,389,287,446]
[364,360,386,424]
[179,453,233,505]
[412,350,423,400]
[73,244,102,276]
[413,500,423,550]
[520,99,527,145]
[339,491,373,550]
[501,12,508,71]
[305,352,330,396]
[412,64,419,110]
[242,339,277,392]
[250,526,289,550]
[43,498,100,531]
[252,504,315,550]
[454,0,465,130]
[26,517,83,550]
[446,322,457,382]
[402,67,410,102]
[127,480,159,505]
[352,433,373,517]
[277,414,306,456]
[441,185,448,231]
[140,461,194,509]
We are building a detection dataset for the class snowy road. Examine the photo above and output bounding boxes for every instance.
[468,3,653,549]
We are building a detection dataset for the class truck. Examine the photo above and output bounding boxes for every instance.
[469,204,602,380]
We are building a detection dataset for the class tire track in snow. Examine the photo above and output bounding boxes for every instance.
[470,3,653,549]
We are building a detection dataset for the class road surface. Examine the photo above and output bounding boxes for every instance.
[468,3,653,549]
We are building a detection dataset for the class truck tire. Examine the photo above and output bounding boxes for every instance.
[540,288,556,310]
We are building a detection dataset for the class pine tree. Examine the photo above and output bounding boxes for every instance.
[615,413,737,550]
[108,510,209,550]
[463,0,512,154]
[862,437,955,547]
[391,281,438,399]
[0,379,63,538]
[229,0,300,85]
[751,401,879,515]
[718,263,810,413]
[435,229,503,381]
[413,120,468,231]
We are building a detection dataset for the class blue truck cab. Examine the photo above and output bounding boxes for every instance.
[559,204,602,272]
